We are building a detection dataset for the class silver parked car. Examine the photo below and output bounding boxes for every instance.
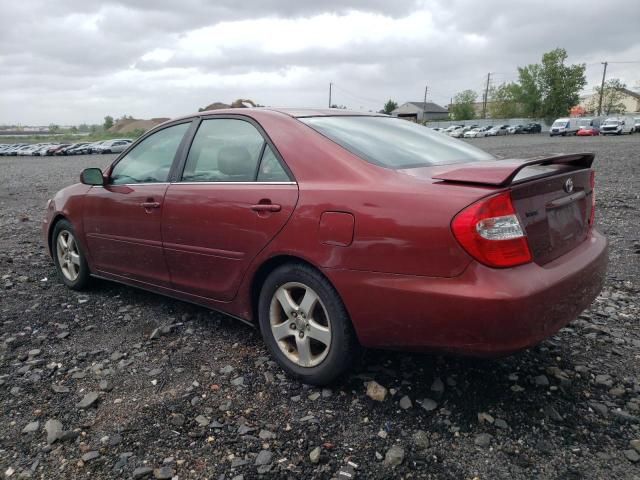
[95,139,132,154]
[487,125,510,136]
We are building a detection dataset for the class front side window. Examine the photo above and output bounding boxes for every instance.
[300,116,494,169]
[182,118,289,182]
[110,122,189,185]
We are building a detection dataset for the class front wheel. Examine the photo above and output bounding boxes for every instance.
[52,220,91,290]
[258,263,358,385]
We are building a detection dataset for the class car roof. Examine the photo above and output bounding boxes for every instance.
[265,107,385,118]
[168,107,386,124]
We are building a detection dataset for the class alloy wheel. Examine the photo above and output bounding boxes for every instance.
[56,230,81,281]
[269,282,331,367]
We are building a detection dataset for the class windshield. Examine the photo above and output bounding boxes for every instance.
[300,116,494,169]
[603,120,619,126]
[552,121,568,128]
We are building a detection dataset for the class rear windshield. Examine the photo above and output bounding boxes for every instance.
[299,116,494,169]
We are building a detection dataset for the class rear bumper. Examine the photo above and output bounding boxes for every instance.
[325,229,607,355]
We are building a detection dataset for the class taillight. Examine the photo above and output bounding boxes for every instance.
[589,170,596,227]
[451,191,532,268]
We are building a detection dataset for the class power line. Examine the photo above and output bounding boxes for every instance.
[331,84,380,107]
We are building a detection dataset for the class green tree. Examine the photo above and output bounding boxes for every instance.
[488,83,522,118]
[78,123,89,133]
[588,78,627,115]
[69,126,78,134]
[103,115,114,130]
[515,48,586,121]
[514,63,543,117]
[382,99,398,115]
[450,90,477,120]
[48,124,60,134]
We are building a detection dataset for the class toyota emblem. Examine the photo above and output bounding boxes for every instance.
[564,178,574,194]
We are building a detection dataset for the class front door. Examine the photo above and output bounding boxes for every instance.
[83,122,191,287]
[162,117,298,301]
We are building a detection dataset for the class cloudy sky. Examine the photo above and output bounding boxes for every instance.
[1,0,639,125]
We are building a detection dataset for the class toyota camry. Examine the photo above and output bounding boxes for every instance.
[42,108,608,384]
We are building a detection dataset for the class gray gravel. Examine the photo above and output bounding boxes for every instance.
[0,134,639,479]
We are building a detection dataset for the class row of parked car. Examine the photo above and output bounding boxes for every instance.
[433,116,640,139]
[432,123,543,138]
[0,139,133,156]
[549,117,640,136]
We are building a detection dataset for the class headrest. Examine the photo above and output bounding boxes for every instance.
[218,145,253,176]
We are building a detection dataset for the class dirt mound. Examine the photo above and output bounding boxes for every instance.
[199,99,257,112]
[108,118,169,134]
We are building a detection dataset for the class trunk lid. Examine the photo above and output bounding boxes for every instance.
[433,154,595,265]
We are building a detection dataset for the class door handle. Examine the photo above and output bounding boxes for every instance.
[140,201,161,209]
[251,203,281,212]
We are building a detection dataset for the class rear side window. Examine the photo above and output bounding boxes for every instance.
[299,116,494,169]
[257,145,290,182]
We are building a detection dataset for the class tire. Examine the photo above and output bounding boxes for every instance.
[52,219,91,290]
[258,263,359,385]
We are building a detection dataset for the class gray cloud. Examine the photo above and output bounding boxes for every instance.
[0,0,638,124]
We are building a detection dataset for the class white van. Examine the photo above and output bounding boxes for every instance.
[549,118,580,136]
[600,117,634,135]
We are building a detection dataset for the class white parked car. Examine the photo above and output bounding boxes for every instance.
[633,118,640,133]
[464,126,491,138]
[17,145,42,156]
[33,144,53,156]
[450,125,478,138]
[442,125,462,135]
[449,127,466,138]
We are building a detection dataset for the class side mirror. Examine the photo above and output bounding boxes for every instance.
[80,168,104,186]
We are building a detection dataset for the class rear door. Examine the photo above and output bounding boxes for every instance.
[162,117,298,301]
[83,121,192,286]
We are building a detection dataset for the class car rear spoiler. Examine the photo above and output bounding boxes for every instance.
[432,153,594,187]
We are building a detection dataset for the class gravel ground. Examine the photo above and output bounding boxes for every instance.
[0,134,639,480]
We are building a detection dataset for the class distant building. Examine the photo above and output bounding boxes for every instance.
[470,101,498,118]
[391,102,449,122]
[578,87,640,115]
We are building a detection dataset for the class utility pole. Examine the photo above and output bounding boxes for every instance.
[482,72,491,119]
[597,62,608,117]
[328,82,332,108]
[423,85,428,121]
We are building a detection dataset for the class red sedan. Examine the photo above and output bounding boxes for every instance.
[42,109,607,384]
[577,126,600,136]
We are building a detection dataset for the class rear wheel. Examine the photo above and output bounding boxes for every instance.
[258,263,358,385]
[52,220,91,290]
